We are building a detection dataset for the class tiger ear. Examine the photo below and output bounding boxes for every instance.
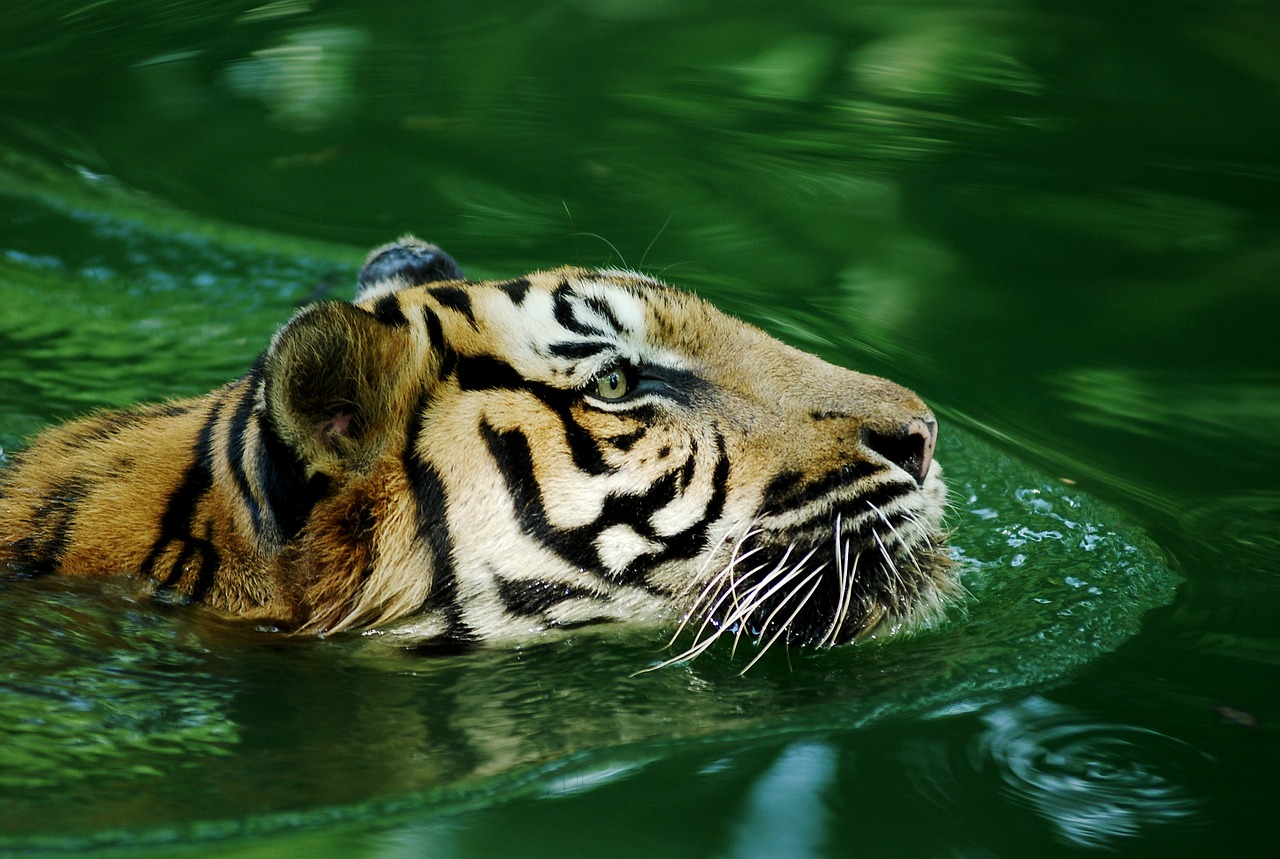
[356,235,463,301]
[261,302,412,474]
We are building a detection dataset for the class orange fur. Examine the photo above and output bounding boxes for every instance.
[1,239,954,649]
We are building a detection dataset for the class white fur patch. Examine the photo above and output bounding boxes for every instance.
[595,524,663,574]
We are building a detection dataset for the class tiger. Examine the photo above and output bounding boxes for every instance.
[0,236,954,663]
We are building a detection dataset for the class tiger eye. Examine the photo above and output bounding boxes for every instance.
[596,370,628,399]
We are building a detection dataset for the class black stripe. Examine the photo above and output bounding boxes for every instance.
[5,537,47,578]
[404,398,472,641]
[495,576,607,617]
[373,293,410,328]
[53,403,197,450]
[142,401,223,599]
[678,448,697,491]
[496,278,530,305]
[548,340,611,360]
[225,374,264,539]
[256,410,330,543]
[5,477,89,577]
[453,357,616,476]
[480,421,726,584]
[56,412,143,447]
[583,295,628,335]
[142,402,198,419]
[423,305,445,346]
[422,307,458,379]
[595,469,680,539]
[528,383,618,476]
[609,428,646,452]
[455,354,527,392]
[450,349,696,420]
[553,281,606,337]
[429,285,477,327]
[481,421,603,573]
[186,519,220,602]
[761,470,805,507]
[855,482,914,516]
[759,461,884,515]
[559,407,613,476]
[784,483,915,537]
[41,477,87,570]
[641,434,730,576]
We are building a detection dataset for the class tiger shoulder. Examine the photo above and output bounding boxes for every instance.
[0,236,955,659]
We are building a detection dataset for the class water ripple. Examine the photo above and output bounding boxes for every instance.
[974,696,1207,848]
[1179,491,1280,577]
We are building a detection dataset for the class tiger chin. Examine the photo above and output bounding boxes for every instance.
[0,236,956,666]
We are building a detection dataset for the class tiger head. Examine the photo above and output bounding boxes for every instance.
[263,237,955,657]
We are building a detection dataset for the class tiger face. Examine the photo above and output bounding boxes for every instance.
[0,237,954,661]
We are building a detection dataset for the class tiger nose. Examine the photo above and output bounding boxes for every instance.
[862,417,937,487]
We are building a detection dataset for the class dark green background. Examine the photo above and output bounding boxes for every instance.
[1,1,1277,856]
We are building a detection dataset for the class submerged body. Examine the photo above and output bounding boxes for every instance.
[0,238,953,657]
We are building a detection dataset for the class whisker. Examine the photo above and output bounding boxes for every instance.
[682,560,769,653]
[833,549,862,642]
[719,544,820,656]
[639,211,674,271]
[817,514,850,648]
[672,543,764,643]
[722,553,817,653]
[748,563,827,647]
[730,565,808,656]
[739,572,824,675]
[666,526,763,648]
[866,501,910,594]
[676,524,758,600]
[872,506,927,580]
[646,468,951,673]
[568,231,627,268]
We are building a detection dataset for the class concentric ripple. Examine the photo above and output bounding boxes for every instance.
[974,696,1208,847]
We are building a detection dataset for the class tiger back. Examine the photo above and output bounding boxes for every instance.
[0,237,954,658]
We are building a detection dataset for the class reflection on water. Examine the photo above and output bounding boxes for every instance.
[0,578,238,792]
[224,27,369,130]
[729,741,836,859]
[1055,369,1280,449]
[975,696,1206,848]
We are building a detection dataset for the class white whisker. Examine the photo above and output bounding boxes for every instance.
[683,561,768,652]
[817,515,847,648]
[749,563,827,647]
[670,543,765,646]
[739,571,824,675]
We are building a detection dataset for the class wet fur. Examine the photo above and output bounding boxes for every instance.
[0,237,955,659]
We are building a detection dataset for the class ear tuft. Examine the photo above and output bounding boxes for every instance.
[356,235,464,301]
[262,302,411,473]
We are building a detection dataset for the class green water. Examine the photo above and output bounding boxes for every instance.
[1,1,1276,856]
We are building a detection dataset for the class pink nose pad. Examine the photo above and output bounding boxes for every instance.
[906,417,937,485]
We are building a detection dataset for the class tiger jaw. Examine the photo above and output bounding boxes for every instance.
[667,464,954,666]
[0,235,957,664]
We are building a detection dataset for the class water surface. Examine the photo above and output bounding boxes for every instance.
[1,1,1277,856]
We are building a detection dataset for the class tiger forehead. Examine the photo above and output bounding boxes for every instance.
[389,267,697,374]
